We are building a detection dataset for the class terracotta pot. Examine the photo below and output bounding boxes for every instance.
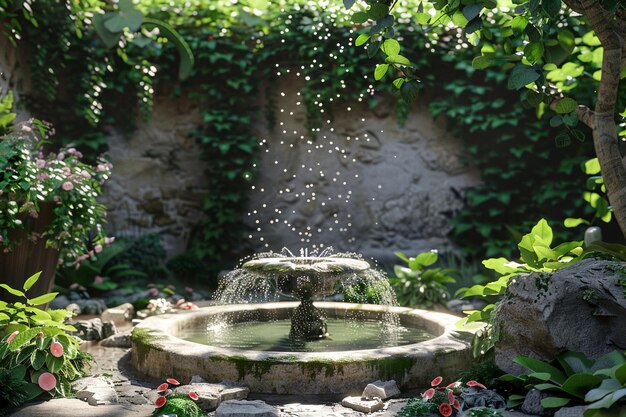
[0,201,59,304]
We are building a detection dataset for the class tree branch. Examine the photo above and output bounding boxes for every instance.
[549,98,595,128]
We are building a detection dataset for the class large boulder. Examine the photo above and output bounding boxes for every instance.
[494,259,626,374]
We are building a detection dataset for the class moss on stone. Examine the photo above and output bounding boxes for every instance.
[132,327,166,367]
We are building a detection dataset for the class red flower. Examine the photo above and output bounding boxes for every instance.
[431,376,443,387]
[188,391,199,401]
[50,341,64,358]
[447,390,455,404]
[166,378,180,385]
[422,388,436,400]
[38,372,57,391]
[452,399,461,410]
[439,402,453,417]
[466,380,486,389]
[156,383,169,393]
[155,396,167,408]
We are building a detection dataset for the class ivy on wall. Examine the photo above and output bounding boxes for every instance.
[4,0,607,269]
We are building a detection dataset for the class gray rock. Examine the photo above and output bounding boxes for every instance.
[189,375,207,384]
[49,295,71,310]
[362,380,400,400]
[101,303,134,322]
[494,259,626,374]
[219,384,250,402]
[72,376,118,406]
[174,381,249,411]
[100,330,132,348]
[66,303,81,314]
[554,406,587,417]
[71,318,104,341]
[341,396,385,413]
[521,390,548,416]
[216,400,279,417]
[102,320,118,339]
[77,298,107,315]
[460,387,506,409]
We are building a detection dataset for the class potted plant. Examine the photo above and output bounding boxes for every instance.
[0,120,112,300]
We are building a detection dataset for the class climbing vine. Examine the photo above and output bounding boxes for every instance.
[3,0,608,268]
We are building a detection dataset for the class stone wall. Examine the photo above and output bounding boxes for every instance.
[244,77,481,265]
[100,78,480,264]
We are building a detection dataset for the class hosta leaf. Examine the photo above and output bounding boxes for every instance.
[541,396,571,408]
[23,272,41,291]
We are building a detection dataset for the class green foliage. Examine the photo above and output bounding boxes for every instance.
[459,360,506,388]
[0,89,16,133]
[395,397,438,417]
[502,350,626,414]
[390,251,457,308]
[0,272,91,408]
[56,242,147,295]
[109,233,167,277]
[166,252,208,284]
[152,393,205,417]
[343,280,394,304]
[465,408,503,417]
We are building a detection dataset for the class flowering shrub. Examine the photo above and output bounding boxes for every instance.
[0,120,112,264]
[0,272,91,409]
[397,376,492,417]
[152,378,204,417]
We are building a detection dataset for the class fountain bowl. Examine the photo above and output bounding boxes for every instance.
[131,302,476,394]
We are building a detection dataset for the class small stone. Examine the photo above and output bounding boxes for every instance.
[219,384,250,402]
[521,389,548,415]
[100,330,132,348]
[101,303,134,322]
[72,376,118,406]
[216,400,279,417]
[460,387,506,409]
[341,396,384,413]
[362,380,400,400]
[102,321,117,339]
[554,406,587,417]
[175,384,221,411]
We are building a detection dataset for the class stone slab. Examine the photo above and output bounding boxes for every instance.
[216,400,279,417]
[554,406,587,417]
[362,380,400,400]
[341,396,384,413]
[7,399,154,417]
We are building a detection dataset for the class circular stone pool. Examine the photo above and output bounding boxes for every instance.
[131,302,476,394]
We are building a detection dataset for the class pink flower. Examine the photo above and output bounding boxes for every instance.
[166,378,180,386]
[62,181,74,191]
[188,391,199,401]
[439,403,453,417]
[431,376,443,387]
[155,396,167,408]
[36,159,46,168]
[422,388,435,400]
[37,332,44,338]
[176,299,186,306]
[156,383,169,393]
[50,341,64,357]
[94,244,103,253]
[447,390,455,404]
[38,372,57,391]
[93,276,104,284]
[7,331,19,343]
[466,380,486,389]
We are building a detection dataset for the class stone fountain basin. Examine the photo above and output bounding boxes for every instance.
[131,302,475,395]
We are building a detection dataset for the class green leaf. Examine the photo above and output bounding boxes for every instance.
[400,80,420,103]
[585,158,601,175]
[381,39,400,56]
[541,397,571,408]
[31,349,46,370]
[8,328,39,352]
[415,251,438,267]
[564,217,590,227]
[93,13,122,48]
[524,42,544,63]
[462,4,483,21]
[531,218,553,246]
[142,18,194,80]
[555,98,577,114]
[560,373,602,399]
[367,41,380,58]
[27,292,59,306]
[508,65,540,90]
[355,33,370,46]
[585,378,623,402]
[0,284,25,298]
[511,16,529,32]
[392,77,405,89]
[542,0,561,18]
[385,54,411,66]
[352,11,369,23]
[557,30,575,54]
[472,55,493,69]
[23,271,42,292]
[368,3,389,20]
[343,0,356,9]
[514,355,567,384]
[374,64,389,80]
[45,354,64,373]
[482,257,522,274]
[528,372,552,381]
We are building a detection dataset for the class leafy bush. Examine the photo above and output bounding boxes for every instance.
[109,233,167,277]
[502,350,626,416]
[390,251,457,308]
[166,252,207,285]
[57,241,147,295]
[0,272,91,410]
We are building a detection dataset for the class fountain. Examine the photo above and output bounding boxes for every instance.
[131,249,476,394]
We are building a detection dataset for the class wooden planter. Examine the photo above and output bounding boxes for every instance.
[0,202,59,303]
